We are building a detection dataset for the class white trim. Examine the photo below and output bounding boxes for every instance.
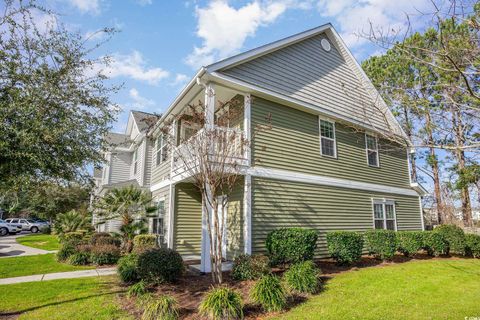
[204,82,215,128]
[150,179,172,192]
[206,24,332,72]
[243,174,252,254]
[167,184,175,249]
[365,133,380,167]
[247,166,419,197]
[371,198,397,231]
[318,117,337,158]
[244,94,252,166]
[419,196,425,231]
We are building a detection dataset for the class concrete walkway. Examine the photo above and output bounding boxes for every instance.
[0,234,56,258]
[0,267,117,285]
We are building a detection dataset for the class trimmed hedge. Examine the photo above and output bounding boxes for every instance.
[396,231,424,257]
[137,248,184,284]
[433,224,466,255]
[90,244,121,265]
[465,233,480,258]
[231,254,270,281]
[266,228,318,265]
[364,230,397,260]
[423,232,448,256]
[133,234,158,254]
[326,231,364,265]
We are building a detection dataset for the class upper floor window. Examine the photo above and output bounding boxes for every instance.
[133,148,138,175]
[373,199,396,230]
[319,118,336,157]
[156,134,168,166]
[365,134,379,167]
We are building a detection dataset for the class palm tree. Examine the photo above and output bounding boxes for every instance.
[53,209,91,235]
[95,185,156,252]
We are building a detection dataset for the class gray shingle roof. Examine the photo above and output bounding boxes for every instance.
[105,132,130,148]
[131,111,160,132]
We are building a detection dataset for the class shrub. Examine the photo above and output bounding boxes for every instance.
[142,295,179,320]
[266,228,318,265]
[283,261,319,294]
[231,254,270,281]
[250,275,287,312]
[90,233,121,247]
[56,244,75,262]
[41,225,51,234]
[433,224,466,255]
[199,287,244,320]
[326,231,364,265]
[127,280,147,298]
[90,244,121,265]
[90,232,111,243]
[396,231,424,257]
[133,234,158,254]
[68,252,90,265]
[465,233,480,258]
[60,231,85,246]
[423,232,448,256]
[118,254,139,283]
[137,248,184,284]
[364,229,397,260]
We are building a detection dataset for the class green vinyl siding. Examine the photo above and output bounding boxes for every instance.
[174,183,202,256]
[226,177,244,260]
[251,177,422,257]
[251,97,411,189]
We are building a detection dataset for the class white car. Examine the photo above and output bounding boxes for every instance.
[0,219,21,236]
[5,218,47,233]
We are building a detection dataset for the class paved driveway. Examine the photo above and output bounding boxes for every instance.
[0,233,54,258]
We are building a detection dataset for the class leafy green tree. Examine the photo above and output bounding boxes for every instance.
[0,0,118,191]
[95,186,156,252]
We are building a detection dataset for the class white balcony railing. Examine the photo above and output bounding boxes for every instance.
[171,126,248,180]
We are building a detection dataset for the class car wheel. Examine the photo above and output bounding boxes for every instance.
[31,226,39,233]
[0,227,8,236]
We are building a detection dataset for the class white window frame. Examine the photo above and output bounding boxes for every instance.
[132,148,138,175]
[318,117,337,158]
[151,198,166,245]
[155,134,168,166]
[365,133,380,167]
[371,199,397,231]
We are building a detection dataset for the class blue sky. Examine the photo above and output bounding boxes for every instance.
[32,0,437,133]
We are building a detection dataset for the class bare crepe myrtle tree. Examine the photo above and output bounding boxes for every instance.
[160,95,269,284]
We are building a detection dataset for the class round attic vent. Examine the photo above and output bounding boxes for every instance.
[321,38,331,52]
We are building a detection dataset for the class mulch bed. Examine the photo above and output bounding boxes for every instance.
[120,253,461,319]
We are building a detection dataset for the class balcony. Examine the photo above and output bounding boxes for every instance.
[171,126,248,181]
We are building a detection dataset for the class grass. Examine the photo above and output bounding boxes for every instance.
[0,276,133,319]
[274,259,480,320]
[0,254,94,279]
[17,234,60,251]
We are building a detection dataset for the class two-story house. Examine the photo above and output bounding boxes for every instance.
[94,24,426,271]
[92,110,159,232]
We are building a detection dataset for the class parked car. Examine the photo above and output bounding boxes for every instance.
[4,218,48,233]
[0,219,21,236]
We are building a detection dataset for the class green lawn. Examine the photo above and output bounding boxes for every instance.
[274,259,480,320]
[0,276,132,319]
[17,234,60,251]
[0,254,94,279]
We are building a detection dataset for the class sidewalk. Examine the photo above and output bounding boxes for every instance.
[0,234,56,258]
[0,267,116,285]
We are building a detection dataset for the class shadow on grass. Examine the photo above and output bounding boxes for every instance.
[0,281,126,317]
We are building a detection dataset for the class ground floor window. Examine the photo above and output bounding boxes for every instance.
[373,199,396,230]
[152,199,166,246]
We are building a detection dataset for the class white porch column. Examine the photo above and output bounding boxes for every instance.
[243,93,251,166]
[204,82,215,128]
[167,183,175,249]
[243,174,252,254]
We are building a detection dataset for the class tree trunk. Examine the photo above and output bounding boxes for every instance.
[452,106,472,227]
[425,111,444,224]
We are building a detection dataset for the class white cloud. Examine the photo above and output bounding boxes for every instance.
[101,51,170,85]
[185,0,306,68]
[136,0,153,5]
[316,0,433,48]
[67,0,101,15]
[171,73,189,86]
[128,88,155,110]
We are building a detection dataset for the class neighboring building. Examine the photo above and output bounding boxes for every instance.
[93,24,426,271]
[92,110,159,232]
